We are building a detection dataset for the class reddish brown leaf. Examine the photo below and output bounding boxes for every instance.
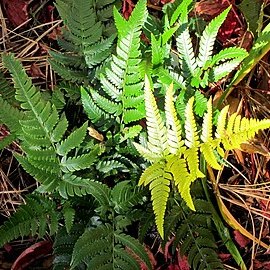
[161,0,175,4]
[11,241,52,270]
[233,230,251,248]
[28,64,46,79]
[2,0,30,27]
[218,253,231,261]
[195,0,230,18]
[47,26,62,40]
[122,0,135,19]
[177,252,190,270]
[168,264,181,270]
[195,1,245,44]
[254,259,270,270]
[217,8,242,44]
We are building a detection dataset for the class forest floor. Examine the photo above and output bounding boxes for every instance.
[1,0,270,269]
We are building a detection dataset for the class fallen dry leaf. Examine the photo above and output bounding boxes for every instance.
[233,230,251,248]
[177,253,190,270]
[2,0,30,27]
[11,241,52,270]
[29,63,46,79]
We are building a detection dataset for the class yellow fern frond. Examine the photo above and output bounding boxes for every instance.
[167,156,195,210]
[144,76,168,155]
[133,142,161,162]
[138,161,165,186]
[201,98,213,143]
[185,148,205,179]
[215,105,229,138]
[139,161,170,238]
[165,83,184,154]
[184,97,200,148]
[226,112,237,134]
[200,143,221,170]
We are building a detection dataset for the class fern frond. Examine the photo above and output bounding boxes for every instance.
[209,58,245,82]
[0,97,23,148]
[184,97,199,148]
[59,174,111,207]
[111,181,145,213]
[165,83,184,154]
[62,203,75,233]
[0,194,58,247]
[71,224,150,269]
[144,76,168,155]
[167,156,195,210]
[0,72,17,104]
[209,47,248,67]
[201,98,213,143]
[51,0,116,82]
[157,67,185,89]
[90,88,121,115]
[80,87,111,128]
[194,90,208,117]
[92,0,148,124]
[53,225,84,270]
[61,150,100,172]
[164,198,224,270]
[115,233,151,269]
[169,0,193,26]
[57,122,88,156]
[176,5,197,76]
[197,7,230,68]
[139,161,170,238]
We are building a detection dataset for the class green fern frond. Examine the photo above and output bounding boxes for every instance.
[0,97,23,148]
[168,0,193,26]
[51,0,117,82]
[164,198,224,270]
[0,194,58,247]
[0,72,17,104]
[90,88,121,115]
[71,224,150,269]
[80,87,111,129]
[61,149,102,173]
[53,225,85,270]
[57,122,88,156]
[197,7,231,68]
[194,90,208,117]
[156,67,185,89]
[62,202,75,233]
[111,181,145,213]
[59,174,111,207]
[176,3,197,76]
[90,0,148,125]
[209,47,248,67]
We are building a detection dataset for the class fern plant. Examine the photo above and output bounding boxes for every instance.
[49,0,117,83]
[134,76,270,238]
[81,0,148,129]
[2,53,108,198]
[153,1,248,92]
